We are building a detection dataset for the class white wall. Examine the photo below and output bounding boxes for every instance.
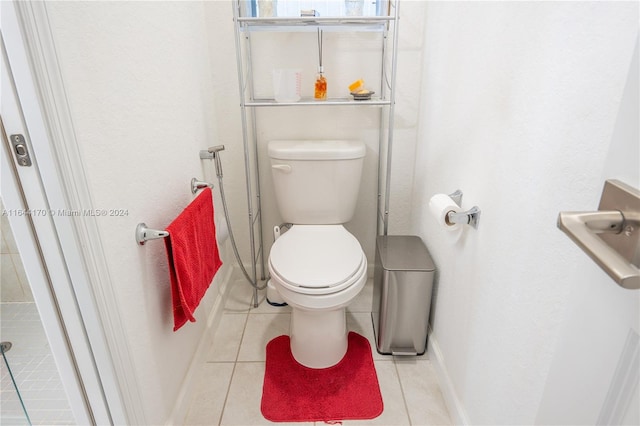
[413,2,638,424]
[387,0,426,236]
[45,2,232,424]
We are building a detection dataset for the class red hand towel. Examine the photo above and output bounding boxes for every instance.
[165,188,222,331]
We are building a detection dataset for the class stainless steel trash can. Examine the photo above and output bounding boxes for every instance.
[372,235,435,355]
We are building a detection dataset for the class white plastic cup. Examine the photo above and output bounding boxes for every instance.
[272,69,302,103]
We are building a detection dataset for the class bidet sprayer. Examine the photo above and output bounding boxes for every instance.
[200,145,225,178]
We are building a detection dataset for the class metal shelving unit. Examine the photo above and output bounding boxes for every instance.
[237,16,395,27]
[245,97,392,107]
[231,0,400,305]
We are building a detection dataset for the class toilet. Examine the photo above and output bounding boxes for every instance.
[267,140,368,369]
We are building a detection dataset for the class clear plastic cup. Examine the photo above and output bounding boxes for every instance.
[272,69,302,103]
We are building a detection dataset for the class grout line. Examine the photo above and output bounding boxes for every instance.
[217,294,251,426]
[233,311,251,364]
[217,360,237,426]
[393,358,414,426]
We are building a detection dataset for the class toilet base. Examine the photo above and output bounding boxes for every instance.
[290,308,347,369]
[266,280,287,306]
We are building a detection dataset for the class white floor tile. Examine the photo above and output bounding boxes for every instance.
[237,314,290,362]
[183,363,234,426]
[206,313,248,362]
[183,285,453,426]
[395,359,453,426]
[342,360,411,426]
[346,312,388,361]
[347,278,374,313]
[224,279,257,313]
[219,362,313,426]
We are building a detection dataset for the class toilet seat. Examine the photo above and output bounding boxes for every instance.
[269,225,366,295]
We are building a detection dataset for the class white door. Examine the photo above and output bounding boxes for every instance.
[536,37,640,425]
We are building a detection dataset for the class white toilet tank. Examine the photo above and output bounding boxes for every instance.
[268,140,366,224]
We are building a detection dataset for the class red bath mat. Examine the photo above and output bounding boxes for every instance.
[261,331,383,423]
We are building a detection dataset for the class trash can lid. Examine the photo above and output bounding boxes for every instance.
[376,235,435,271]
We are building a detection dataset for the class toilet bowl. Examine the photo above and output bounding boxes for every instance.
[269,224,367,368]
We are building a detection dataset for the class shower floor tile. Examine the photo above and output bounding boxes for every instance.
[0,303,75,425]
[184,279,453,426]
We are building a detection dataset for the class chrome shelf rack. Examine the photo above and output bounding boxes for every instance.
[231,1,400,305]
[244,97,392,107]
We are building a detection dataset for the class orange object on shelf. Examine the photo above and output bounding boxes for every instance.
[315,72,327,100]
[348,79,364,93]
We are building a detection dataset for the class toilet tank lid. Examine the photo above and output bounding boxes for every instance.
[268,140,365,160]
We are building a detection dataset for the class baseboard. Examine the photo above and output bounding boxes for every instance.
[165,263,233,426]
[427,328,470,425]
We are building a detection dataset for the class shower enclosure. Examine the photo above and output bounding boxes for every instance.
[0,201,75,425]
[1,341,30,425]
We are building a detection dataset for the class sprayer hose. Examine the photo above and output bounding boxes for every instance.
[217,174,267,291]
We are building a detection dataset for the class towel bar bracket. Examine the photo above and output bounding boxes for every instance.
[191,178,214,194]
[136,223,169,246]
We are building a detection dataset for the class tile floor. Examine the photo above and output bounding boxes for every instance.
[0,302,75,425]
[183,277,452,426]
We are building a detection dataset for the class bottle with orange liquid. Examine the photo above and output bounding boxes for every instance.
[315,66,327,101]
[314,29,327,101]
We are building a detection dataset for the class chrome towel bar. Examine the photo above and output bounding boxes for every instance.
[136,178,213,246]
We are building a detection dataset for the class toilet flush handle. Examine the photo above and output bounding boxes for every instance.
[272,164,292,173]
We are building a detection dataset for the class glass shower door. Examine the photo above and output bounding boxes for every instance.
[0,200,75,425]
[1,341,31,425]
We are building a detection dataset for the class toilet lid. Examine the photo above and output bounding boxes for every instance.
[269,225,365,289]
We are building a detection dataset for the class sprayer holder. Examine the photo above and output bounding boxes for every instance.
[200,145,226,178]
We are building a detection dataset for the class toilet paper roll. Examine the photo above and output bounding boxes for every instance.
[429,194,461,231]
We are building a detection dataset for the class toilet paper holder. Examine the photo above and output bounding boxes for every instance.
[449,189,463,206]
[446,190,481,229]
